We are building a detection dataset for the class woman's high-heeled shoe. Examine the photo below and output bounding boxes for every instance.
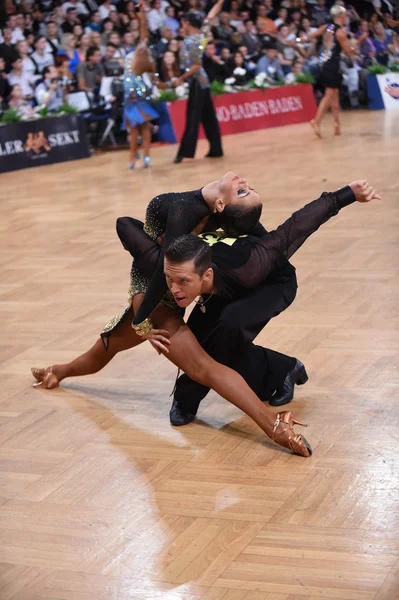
[31,367,59,389]
[271,411,312,457]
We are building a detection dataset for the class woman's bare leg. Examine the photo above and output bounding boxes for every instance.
[311,88,333,137]
[141,122,152,158]
[330,88,341,134]
[33,298,146,387]
[128,126,139,165]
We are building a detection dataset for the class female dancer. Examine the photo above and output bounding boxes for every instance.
[123,4,159,170]
[299,5,367,137]
[31,175,311,458]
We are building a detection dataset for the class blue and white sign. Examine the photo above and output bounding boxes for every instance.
[367,73,399,110]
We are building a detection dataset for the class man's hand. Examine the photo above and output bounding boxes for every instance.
[349,180,381,203]
[144,328,171,354]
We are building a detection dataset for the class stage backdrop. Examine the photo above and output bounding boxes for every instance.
[0,114,90,173]
[167,83,317,142]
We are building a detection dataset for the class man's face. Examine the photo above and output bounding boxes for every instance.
[67,9,77,22]
[18,40,29,55]
[91,50,102,64]
[205,42,216,57]
[105,45,115,60]
[3,28,12,44]
[16,14,24,29]
[36,37,46,52]
[221,48,231,60]
[91,32,101,46]
[8,15,17,29]
[47,22,57,36]
[266,48,277,60]
[163,26,172,40]
[258,6,267,18]
[279,25,289,38]
[164,259,208,307]
[123,32,133,45]
[0,58,5,72]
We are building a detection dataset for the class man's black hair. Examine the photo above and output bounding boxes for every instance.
[183,12,203,30]
[165,234,212,275]
[87,45,100,60]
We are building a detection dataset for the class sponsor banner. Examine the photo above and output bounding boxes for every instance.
[0,115,90,173]
[167,84,317,142]
[368,73,399,110]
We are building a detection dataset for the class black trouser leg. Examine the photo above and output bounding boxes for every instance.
[201,88,223,156]
[176,79,204,159]
[173,276,298,415]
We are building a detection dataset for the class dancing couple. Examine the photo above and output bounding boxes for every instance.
[32,173,380,458]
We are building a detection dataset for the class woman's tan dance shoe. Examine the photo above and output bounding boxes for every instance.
[31,367,59,389]
[271,411,312,457]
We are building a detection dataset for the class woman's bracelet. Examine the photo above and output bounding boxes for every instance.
[132,317,153,336]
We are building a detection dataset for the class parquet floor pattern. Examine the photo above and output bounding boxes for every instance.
[0,110,398,600]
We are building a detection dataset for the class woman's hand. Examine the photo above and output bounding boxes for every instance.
[349,180,381,203]
[143,328,171,354]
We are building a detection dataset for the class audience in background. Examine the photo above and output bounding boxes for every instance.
[0,0,397,118]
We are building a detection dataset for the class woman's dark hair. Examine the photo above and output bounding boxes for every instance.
[183,12,203,30]
[159,51,180,81]
[219,203,263,235]
[165,234,212,275]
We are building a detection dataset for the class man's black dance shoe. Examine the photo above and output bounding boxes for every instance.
[269,360,308,407]
[169,399,196,426]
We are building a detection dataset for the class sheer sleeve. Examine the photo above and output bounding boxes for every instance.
[116,217,160,279]
[228,186,356,289]
[132,203,207,324]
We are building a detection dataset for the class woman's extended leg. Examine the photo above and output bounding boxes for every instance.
[128,126,139,167]
[330,88,341,135]
[150,304,312,457]
[32,301,146,388]
[140,122,152,166]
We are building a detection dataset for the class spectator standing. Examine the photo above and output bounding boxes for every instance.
[62,8,81,34]
[242,20,259,55]
[202,41,228,82]
[85,10,102,34]
[35,64,65,111]
[154,26,173,58]
[312,0,329,27]
[355,20,376,66]
[164,6,180,36]
[255,39,284,82]
[31,34,54,74]
[0,27,17,73]
[148,0,166,34]
[46,21,61,56]
[99,0,117,21]
[372,21,392,65]
[76,44,104,92]
[57,33,81,74]
[16,40,36,81]
[62,0,89,17]
[77,32,90,61]
[7,55,34,98]
[0,57,11,107]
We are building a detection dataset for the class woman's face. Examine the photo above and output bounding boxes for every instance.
[234,52,244,65]
[217,172,261,211]
[68,35,76,48]
[79,34,89,47]
[109,32,120,45]
[18,40,29,56]
[374,22,384,36]
[163,50,175,66]
[104,21,114,32]
[12,84,22,99]
[73,24,83,37]
[168,39,178,52]
[36,36,46,52]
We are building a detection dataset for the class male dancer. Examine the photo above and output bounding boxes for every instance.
[117,181,380,425]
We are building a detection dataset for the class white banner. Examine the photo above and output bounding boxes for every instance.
[376,73,399,110]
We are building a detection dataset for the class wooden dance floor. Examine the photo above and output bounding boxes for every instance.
[1,110,398,600]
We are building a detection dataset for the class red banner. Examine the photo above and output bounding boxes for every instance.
[167,84,317,141]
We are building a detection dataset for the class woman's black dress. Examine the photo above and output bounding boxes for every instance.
[319,23,342,89]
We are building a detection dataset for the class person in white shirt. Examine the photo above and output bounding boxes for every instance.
[5,15,25,44]
[148,0,166,33]
[62,0,89,16]
[16,40,37,81]
[99,0,117,20]
[35,64,65,111]
[46,21,61,56]
[30,35,55,74]
[7,56,34,97]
